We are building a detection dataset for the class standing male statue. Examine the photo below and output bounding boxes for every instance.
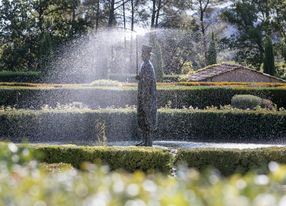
[136,45,157,146]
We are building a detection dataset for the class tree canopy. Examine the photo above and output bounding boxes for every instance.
[0,0,285,78]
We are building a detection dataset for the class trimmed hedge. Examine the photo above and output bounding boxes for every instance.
[3,147,286,206]
[0,109,285,142]
[0,85,286,109]
[175,147,286,176]
[3,142,286,176]
[176,82,286,87]
[33,145,172,173]
[12,143,286,176]
[231,94,265,109]
[0,71,42,82]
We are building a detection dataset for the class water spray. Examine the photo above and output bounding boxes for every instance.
[136,34,139,76]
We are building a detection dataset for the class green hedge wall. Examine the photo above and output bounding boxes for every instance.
[0,86,286,109]
[33,145,172,173]
[175,147,286,176]
[4,142,286,175]
[0,109,285,143]
[0,71,42,82]
[20,144,286,175]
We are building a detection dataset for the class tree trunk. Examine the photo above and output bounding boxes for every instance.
[155,0,161,28]
[199,0,209,66]
[38,7,44,33]
[108,0,115,27]
[123,0,126,29]
[131,0,134,31]
[151,0,156,28]
[72,0,77,34]
[95,0,100,31]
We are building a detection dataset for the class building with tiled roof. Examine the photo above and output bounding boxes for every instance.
[188,63,285,82]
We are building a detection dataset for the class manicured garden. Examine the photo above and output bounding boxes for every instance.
[0,81,286,205]
[2,0,286,203]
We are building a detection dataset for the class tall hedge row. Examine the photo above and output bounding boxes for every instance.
[0,109,285,143]
[0,86,286,109]
[0,71,42,82]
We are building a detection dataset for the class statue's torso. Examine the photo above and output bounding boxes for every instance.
[137,60,157,131]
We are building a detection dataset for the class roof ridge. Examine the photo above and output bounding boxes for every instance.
[188,63,286,82]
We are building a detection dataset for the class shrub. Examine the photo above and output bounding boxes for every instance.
[231,94,263,109]
[3,142,286,177]
[0,84,286,109]
[0,71,42,82]
[0,109,285,143]
[175,147,286,176]
[32,145,172,173]
[231,94,275,110]
[90,79,123,87]
[261,98,275,109]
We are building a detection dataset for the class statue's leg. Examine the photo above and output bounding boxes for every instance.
[145,131,153,147]
[136,129,145,146]
[136,141,145,146]
[136,131,152,146]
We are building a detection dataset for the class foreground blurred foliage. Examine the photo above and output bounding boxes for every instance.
[1,143,286,205]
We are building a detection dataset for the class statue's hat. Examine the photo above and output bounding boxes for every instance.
[142,45,152,53]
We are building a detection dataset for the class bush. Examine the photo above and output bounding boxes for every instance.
[175,147,286,176]
[1,84,286,109]
[231,94,263,109]
[0,71,42,82]
[231,94,275,110]
[163,74,181,82]
[3,142,286,177]
[0,108,285,143]
[2,143,286,205]
[31,144,173,173]
[90,79,123,87]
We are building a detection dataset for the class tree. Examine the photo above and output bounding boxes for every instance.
[207,32,217,65]
[198,0,210,65]
[222,1,265,68]
[263,35,276,75]
[0,0,35,70]
[268,0,286,38]
[0,0,90,70]
[150,0,174,28]
[80,0,107,31]
[222,0,286,68]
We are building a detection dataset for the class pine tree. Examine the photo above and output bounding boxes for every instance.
[263,35,276,75]
[207,32,217,65]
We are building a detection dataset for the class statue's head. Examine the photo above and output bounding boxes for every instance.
[141,45,152,61]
